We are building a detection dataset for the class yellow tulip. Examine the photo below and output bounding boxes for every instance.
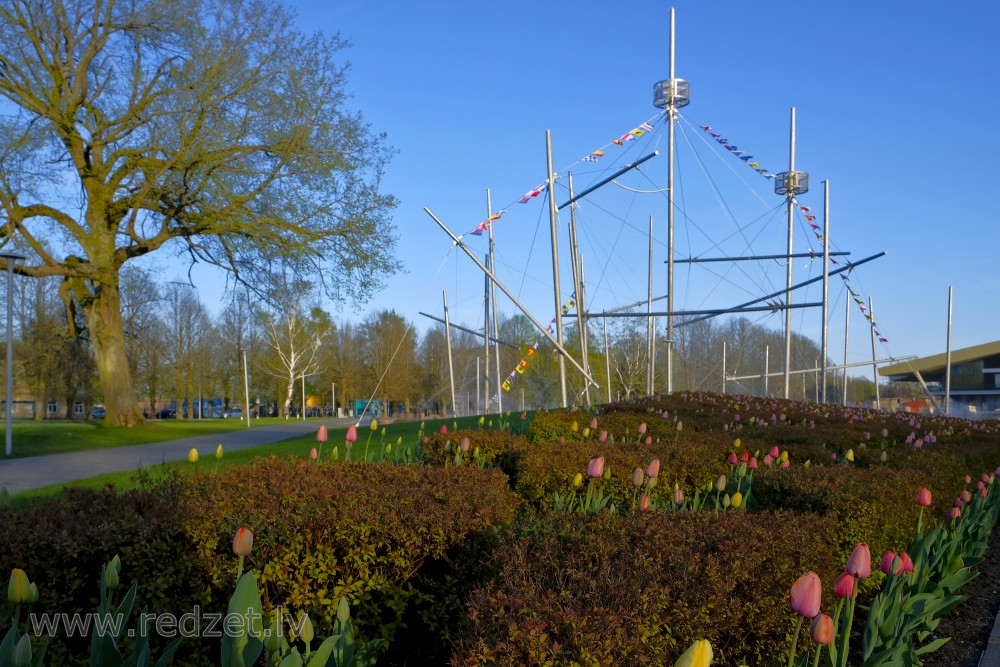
[674,638,713,667]
[571,420,578,432]
[780,450,789,462]
[733,438,741,449]
[187,448,199,463]
[8,569,29,604]
[846,449,855,462]
[731,492,743,508]
[215,444,224,460]
[573,473,584,487]
[370,418,378,431]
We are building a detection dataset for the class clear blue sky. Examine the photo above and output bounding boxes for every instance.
[245,0,998,369]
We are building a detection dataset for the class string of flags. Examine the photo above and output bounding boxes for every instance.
[795,199,890,345]
[491,293,578,403]
[695,122,777,181]
[467,113,664,238]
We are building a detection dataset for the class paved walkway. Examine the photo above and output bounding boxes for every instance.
[0,418,356,495]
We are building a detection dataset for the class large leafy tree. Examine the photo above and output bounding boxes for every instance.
[0,0,397,424]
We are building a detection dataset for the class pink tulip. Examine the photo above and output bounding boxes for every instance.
[770,445,780,459]
[949,506,962,520]
[788,571,822,618]
[845,542,871,579]
[763,454,774,467]
[587,456,605,478]
[598,430,608,443]
[646,459,660,479]
[632,468,644,487]
[965,475,973,485]
[880,551,898,575]
[316,425,328,443]
[811,613,835,645]
[460,437,470,453]
[781,459,790,469]
[748,457,758,469]
[673,487,685,506]
[982,486,989,498]
[833,571,855,598]
[345,425,358,443]
[232,527,254,557]
[638,422,647,435]
[982,473,991,484]
[915,487,932,507]
[309,447,318,460]
[727,453,738,465]
[644,436,652,445]
[954,497,964,509]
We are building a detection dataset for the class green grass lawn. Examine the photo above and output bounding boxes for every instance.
[8,413,526,503]
[1,417,290,458]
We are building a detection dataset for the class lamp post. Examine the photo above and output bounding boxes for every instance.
[1,252,25,456]
[241,348,251,429]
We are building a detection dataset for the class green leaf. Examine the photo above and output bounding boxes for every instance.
[352,639,385,667]
[303,636,337,667]
[220,570,264,667]
[914,636,950,656]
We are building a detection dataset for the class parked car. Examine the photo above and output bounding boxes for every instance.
[156,407,176,419]
[90,406,106,420]
[222,407,243,419]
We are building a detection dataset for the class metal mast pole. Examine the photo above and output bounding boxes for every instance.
[869,297,880,410]
[721,341,727,394]
[546,131,567,407]
[604,318,612,403]
[487,190,502,414]
[783,108,796,399]
[567,173,591,406]
[476,357,481,415]
[842,294,850,406]
[764,345,770,396]
[944,286,954,415]
[242,348,251,429]
[483,254,489,413]
[2,253,23,456]
[443,290,457,418]
[647,215,655,396]
[821,180,830,403]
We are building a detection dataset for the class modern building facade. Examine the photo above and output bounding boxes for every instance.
[879,340,1000,415]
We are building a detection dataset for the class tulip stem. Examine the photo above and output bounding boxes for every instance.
[787,615,804,667]
[837,591,856,667]
[237,554,244,582]
[812,644,823,667]
[584,478,594,514]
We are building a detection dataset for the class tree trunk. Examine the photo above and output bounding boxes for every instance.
[82,286,143,426]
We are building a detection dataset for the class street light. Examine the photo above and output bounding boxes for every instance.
[1,252,25,457]
[240,347,251,429]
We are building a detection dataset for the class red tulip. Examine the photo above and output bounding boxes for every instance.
[833,571,855,598]
[748,457,758,469]
[740,451,750,462]
[316,425,328,443]
[646,459,660,478]
[587,456,605,478]
[770,445,780,459]
[440,424,448,434]
[898,551,914,574]
[982,486,989,498]
[788,571,822,618]
[232,527,254,557]
[810,613,835,645]
[345,425,358,443]
[644,436,652,445]
[880,550,898,574]
[845,542,871,579]
[915,487,932,507]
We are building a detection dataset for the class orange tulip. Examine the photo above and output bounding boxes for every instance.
[810,613,835,645]
[788,571,822,618]
[232,527,254,557]
[915,487,932,507]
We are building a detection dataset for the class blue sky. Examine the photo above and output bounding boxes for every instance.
[220,0,999,368]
